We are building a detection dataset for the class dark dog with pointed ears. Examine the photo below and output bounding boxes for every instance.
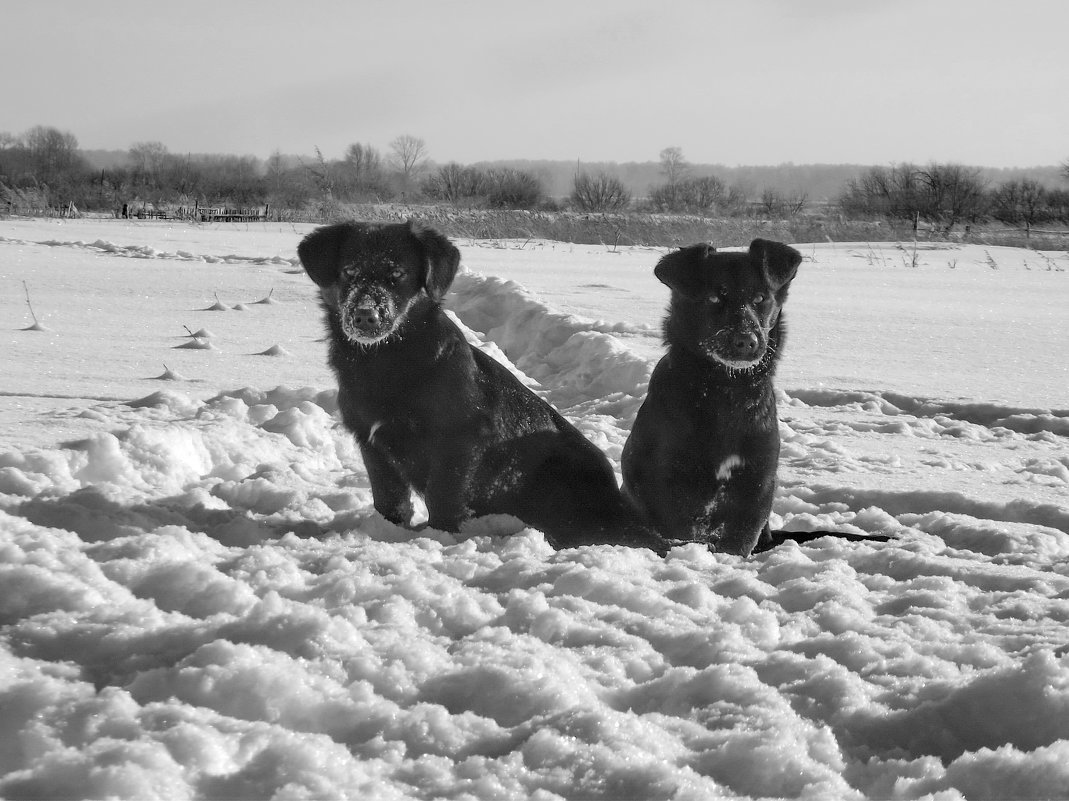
[622,239,888,555]
[622,239,801,556]
[298,220,664,550]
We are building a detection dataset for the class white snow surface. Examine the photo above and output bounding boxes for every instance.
[1,218,1068,800]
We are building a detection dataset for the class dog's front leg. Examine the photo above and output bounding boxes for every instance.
[423,444,479,532]
[360,443,415,526]
[701,469,776,556]
[641,471,712,543]
[701,504,770,556]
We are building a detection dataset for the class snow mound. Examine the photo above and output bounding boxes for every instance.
[789,388,1069,438]
[174,338,215,350]
[254,344,290,357]
[151,365,189,381]
[447,272,653,413]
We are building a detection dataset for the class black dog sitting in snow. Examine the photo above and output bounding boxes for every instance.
[299,220,664,551]
[622,239,883,556]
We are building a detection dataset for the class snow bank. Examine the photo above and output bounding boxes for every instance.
[448,272,653,413]
[2,221,1069,799]
[789,388,1069,439]
[0,233,299,267]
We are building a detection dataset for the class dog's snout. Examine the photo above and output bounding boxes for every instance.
[731,332,760,359]
[351,306,381,329]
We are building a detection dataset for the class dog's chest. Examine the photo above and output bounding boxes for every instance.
[658,372,779,472]
[690,380,777,434]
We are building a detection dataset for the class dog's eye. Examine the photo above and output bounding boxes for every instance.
[753,294,766,304]
[389,268,405,281]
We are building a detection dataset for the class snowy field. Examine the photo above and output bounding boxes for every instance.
[1,217,1068,800]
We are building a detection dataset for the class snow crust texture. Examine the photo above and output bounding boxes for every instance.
[1,220,1068,800]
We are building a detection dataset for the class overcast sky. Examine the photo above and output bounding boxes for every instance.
[4,0,1067,167]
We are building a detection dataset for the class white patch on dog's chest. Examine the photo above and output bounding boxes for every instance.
[716,454,744,481]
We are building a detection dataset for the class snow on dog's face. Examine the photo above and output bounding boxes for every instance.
[655,239,802,371]
[298,220,460,346]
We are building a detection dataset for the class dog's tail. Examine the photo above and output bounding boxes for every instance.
[752,529,891,554]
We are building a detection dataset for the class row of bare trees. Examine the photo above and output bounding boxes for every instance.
[643,147,795,217]
[840,163,1069,232]
[0,127,434,214]
[3,126,1069,226]
[0,126,85,202]
[421,164,546,209]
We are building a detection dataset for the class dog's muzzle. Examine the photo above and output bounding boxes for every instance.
[707,327,768,370]
[340,289,395,344]
[728,331,761,362]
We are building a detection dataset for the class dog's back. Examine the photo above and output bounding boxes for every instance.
[622,239,801,555]
[461,344,654,547]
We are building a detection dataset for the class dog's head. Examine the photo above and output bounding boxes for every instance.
[298,220,460,346]
[654,238,802,371]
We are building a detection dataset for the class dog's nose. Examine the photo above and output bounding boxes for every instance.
[732,332,760,358]
[352,306,381,329]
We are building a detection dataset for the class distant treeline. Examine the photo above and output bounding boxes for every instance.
[468,160,1067,205]
[74,147,1066,203]
[3,126,1068,233]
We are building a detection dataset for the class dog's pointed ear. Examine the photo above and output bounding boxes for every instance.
[410,221,460,301]
[654,243,715,298]
[298,223,357,287]
[749,238,802,290]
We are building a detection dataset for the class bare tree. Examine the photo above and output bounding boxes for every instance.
[571,170,631,212]
[840,163,923,221]
[761,188,808,217]
[389,135,428,193]
[841,162,986,232]
[649,174,726,214]
[264,150,316,207]
[658,146,689,187]
[423,163,487,205]
[758,188,781,217]
[484,168,544,209]
[724,183,750,215]
[990,179,1049,239]
[265,150,287,195]
[785,191,808,216]
[915,163,987,231]
[198,154,263,204]
[301,146,335,199]
[344,143,383,179]
[128,141,169,196]
[23,126,83,182]
[338,142,390,200]
[687,175,727,214]
[129,141,168,175]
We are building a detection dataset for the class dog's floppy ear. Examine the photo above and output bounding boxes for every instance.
[410,221,460,301]
[654,243,715,299]
[298,223,359,287]
[749,238,802,290]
